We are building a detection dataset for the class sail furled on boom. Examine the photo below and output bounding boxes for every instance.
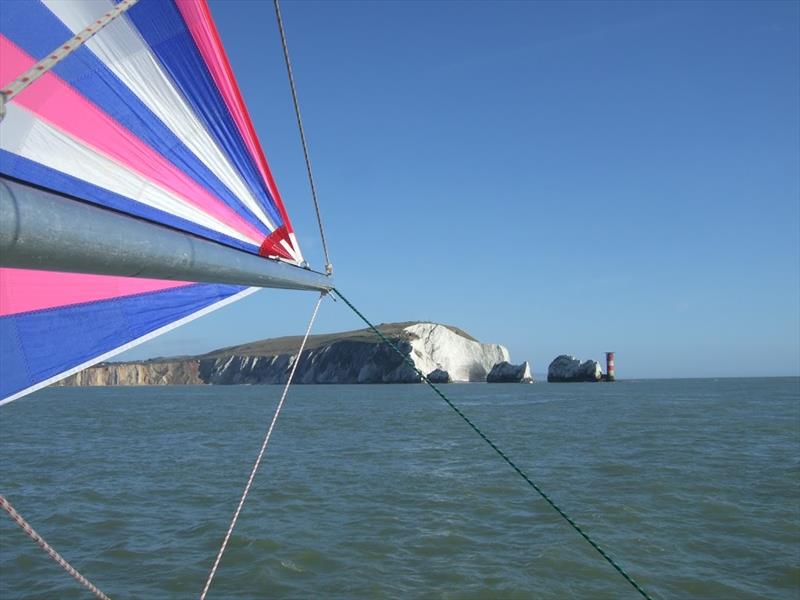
[0,0,309,403]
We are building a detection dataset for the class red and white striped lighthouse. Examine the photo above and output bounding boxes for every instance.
[605,352,616,382]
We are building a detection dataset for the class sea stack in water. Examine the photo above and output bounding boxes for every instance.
[427,369,451,383]
[547,355,602,382]
[487,361,533,383]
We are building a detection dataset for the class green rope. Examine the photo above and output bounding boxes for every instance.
[332,288,653,600]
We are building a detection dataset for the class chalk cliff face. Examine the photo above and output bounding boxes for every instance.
[57,322,509,386]
[547,355,602,382]
[402,323,508,383]
[64,361,203,386]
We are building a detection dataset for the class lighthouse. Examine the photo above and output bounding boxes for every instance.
[605,352,616,382]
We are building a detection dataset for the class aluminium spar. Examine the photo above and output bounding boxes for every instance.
[0,178,331,293]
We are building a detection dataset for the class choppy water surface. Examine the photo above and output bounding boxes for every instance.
[1,378,798,599]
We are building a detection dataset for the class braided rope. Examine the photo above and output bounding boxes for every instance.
[273,0,332,275]
[0,0,138,109]
[200,293,325,599]
[0,495,111,600]
[332,288,653,600]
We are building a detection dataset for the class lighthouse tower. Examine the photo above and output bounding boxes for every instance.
[605,352,616,382]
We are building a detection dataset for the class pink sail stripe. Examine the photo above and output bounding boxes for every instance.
[175,0,295,237]
[0,36,265,245]
[0,269,193,316]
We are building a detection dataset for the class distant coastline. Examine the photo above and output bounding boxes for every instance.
[57,322,528,387]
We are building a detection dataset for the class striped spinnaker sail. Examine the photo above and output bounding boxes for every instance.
[0,0,315,403]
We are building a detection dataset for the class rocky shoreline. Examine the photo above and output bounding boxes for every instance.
[57,322,534,387]
[57,322,616,387]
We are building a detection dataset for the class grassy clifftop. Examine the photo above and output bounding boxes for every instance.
[140,322,478,363]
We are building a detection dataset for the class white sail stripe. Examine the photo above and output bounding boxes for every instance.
[0,287,261,406]
[1,103,260,246]
[288,232,304,264]
[279,237,300,263]
[42,0,277,232]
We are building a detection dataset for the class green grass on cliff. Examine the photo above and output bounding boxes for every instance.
[134,322,478,363]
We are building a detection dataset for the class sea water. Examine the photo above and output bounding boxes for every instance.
[0,378,798,599]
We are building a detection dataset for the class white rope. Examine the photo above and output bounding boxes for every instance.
[0,494,111,600]
[0,0,139,110]
[200,293,325,599]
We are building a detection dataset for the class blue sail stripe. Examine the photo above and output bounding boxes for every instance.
[0,282,247,401]
[122,0,284,228]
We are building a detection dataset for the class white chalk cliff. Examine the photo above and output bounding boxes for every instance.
[403,323,508,382]
[58,322,510,386]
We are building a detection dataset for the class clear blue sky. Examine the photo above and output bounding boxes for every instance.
[120,0,800,378]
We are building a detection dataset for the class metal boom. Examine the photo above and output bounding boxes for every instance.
[0,177,332,292]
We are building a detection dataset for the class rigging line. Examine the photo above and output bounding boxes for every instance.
[200,292,326,600]
[273,0,332,275]
[0,495,111,600]
[331,288,654,600]
[0,0,139,119]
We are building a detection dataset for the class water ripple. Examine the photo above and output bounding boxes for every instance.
[1,378,798,599]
